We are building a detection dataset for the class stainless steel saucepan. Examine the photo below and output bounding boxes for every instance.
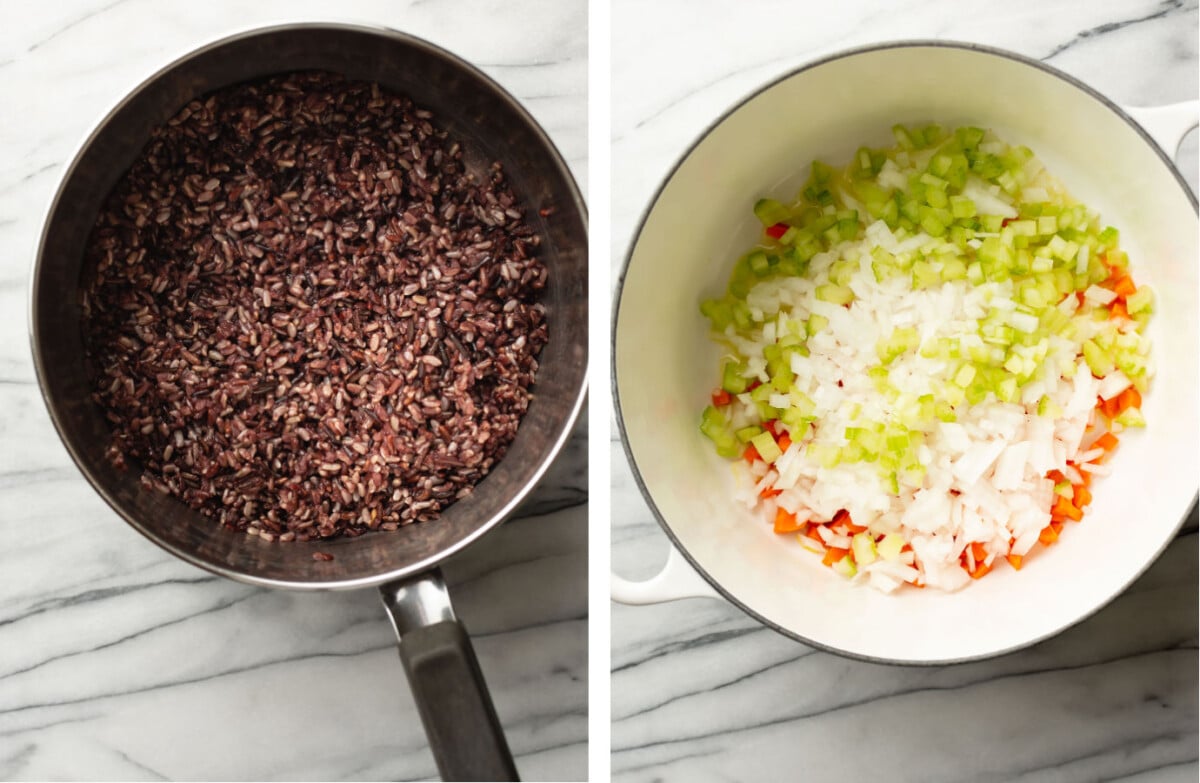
[30,23,586,781]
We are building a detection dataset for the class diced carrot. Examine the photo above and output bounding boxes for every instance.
[1038,525,1059,545]
[774,508,803,533]
[1073,483,1092,509]
[1113,276,1136,297]
[760,486,782,499]
[776,433,792,452]
[1050,520,1065,534]
[1117,387,1141,413]
[1100,395,1121,419]
[762,419,780,437]
[970,542,987,562]
[1094,432,1119,453]
[969,561,992,579]
[832,509,850,525]
[1110,299,1129,321]
[901,543,913,553]
[1052,495,1082,521]
[843,521,868,534]
[743,444,760,464]
[1046,469,1068,484]
[805,525,825,542]
[711,389,732,407]
[766,222,790,239]
[1006,554,1024,570]
[822,547,849,566]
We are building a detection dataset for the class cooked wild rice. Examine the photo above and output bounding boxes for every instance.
[81,71,548,542]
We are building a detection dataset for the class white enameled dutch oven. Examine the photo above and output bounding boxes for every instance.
[612,41,1198,664]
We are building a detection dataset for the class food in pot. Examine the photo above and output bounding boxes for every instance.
[82,71,548,542]
[699,124,1152,591]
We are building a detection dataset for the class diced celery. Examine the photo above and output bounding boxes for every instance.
[700,406,740,458]
[877,534,905,561]
[950,195,976,219]
[956,126,985,148]
[753,198,789,226]
[1126,287,1154,314]
[1115,407,1146,428]
[942,257,967,281]
[831,556,857,578]
[750,383,774,403]
[1008,219,1036,236]
[815,284,854,305]
[751,431,782,463]
[722,361,748,394]
[911,260,941,289]
[736,425,763,443]
[851,533,877,565]
[1037,395,1063,418]
[979,214,1005,232]
[997,376,1018,403]
[919,212,947,237]
[807,313,829,335]
[954,364,976,387]
[780,410,812,436]
[700,297,733,330]
[829,258,858,286]
[1082,339,1114,377]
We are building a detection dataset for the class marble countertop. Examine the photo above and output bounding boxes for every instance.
[611,1,1198,781]
[0,1,586,780]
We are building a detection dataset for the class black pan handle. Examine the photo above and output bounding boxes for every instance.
[380,570,519,782]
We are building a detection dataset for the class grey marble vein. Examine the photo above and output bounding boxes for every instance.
[1044,0,1191,61]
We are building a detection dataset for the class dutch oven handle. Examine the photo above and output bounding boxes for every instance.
[380,570,518,782]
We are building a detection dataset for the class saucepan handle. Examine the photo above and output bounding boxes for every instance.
[1123,101,1199,158]
[380,570,518,782]
[611,542,721,604]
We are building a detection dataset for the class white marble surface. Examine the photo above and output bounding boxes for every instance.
[611,1,1198,781]
[0,1,586,780]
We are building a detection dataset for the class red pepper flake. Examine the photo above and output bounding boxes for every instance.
[747,379,762,392]
[765,222,790,239]
[711,389,733,407]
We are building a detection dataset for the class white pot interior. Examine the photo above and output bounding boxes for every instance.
[615,44,1198,662]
